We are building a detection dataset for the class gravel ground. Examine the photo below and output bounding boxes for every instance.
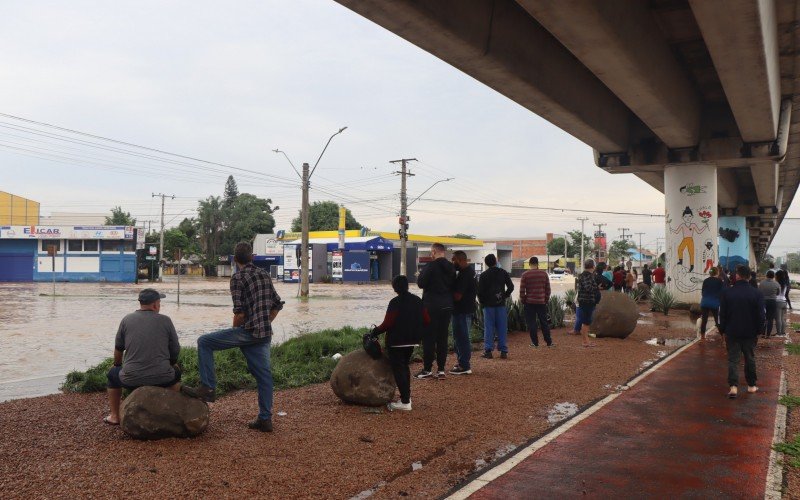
[1,306,697,499]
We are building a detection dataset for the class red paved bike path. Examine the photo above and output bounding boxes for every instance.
[468,339,782,499]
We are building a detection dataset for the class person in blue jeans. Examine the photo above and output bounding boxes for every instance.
[574,259,600,347]
[477,253,514,359]
[183,242,283,432]
[450,251,477,374]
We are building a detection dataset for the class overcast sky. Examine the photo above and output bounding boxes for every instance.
[1,0,798,256]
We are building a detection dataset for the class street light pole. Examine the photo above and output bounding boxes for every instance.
[275,127,347,298]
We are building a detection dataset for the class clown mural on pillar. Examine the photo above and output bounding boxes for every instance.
[664,165,718,303]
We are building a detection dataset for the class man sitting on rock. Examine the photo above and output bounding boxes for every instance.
[104,288,181,425]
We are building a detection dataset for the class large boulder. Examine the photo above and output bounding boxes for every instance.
[120,386,209,440]
[330,349,396,406]
[590,291,639,339]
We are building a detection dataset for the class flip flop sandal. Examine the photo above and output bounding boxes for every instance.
[727,392,738,399]
[103,416,119,426]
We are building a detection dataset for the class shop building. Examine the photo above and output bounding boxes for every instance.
[0,225,139,282]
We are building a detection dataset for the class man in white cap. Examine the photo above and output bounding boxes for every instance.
[103,288,181,425]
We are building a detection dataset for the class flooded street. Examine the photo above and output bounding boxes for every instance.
[0,276,573,400]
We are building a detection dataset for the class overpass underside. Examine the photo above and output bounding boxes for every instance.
[336,0,800,302]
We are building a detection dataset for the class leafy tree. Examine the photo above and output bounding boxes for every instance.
[449,233,476,239]
[163,228,190,260]
[178,217,197,241]
[608,239,635,264]
[757,254,776,273]
[546,232,594,258]
[196,196,224,273]
[221,193,278,255]
[547,237,569,257]
[105,206,136,226]
[223,175,239,209]
[291,201,362,232]
[785,252,800,274]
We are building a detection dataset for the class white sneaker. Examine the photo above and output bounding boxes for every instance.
[389,400,412,411]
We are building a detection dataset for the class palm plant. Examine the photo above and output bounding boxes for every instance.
[650,286,676,315]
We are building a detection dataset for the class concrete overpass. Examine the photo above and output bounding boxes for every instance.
[335,0,800,302]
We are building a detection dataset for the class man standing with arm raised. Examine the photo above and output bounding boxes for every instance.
[184,242,283,432]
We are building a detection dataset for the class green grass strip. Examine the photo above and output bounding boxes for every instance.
[61,326,367,396]
[775,435,800,467]
[780,395,800,409]
[786,344,800,356]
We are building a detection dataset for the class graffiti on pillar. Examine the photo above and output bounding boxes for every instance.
[718,216,749,272]
[666,204,713,293]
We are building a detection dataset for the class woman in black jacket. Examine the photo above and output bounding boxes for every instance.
[371,275,430,411]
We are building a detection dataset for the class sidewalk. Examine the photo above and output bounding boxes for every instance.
[459,336,784,499]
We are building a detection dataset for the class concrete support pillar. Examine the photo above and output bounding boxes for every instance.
[664,164,718,304]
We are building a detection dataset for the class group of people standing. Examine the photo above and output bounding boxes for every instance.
[370,244,555,411]
[699,264,792,338]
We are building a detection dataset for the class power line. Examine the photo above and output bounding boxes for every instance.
[416,198,663,217]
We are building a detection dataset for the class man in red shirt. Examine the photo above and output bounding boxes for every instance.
[519,257,553,347]
[652,262,666,286]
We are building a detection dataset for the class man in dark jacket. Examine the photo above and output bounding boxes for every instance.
[450,251,477,375]
[416,242,456,378]
[477,253,514,359]
[719,265,766,398]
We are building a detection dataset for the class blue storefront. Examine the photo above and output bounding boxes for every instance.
[0,225,138,283]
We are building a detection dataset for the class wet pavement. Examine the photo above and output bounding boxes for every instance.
[0,276,575,400]
[466,336,783,499]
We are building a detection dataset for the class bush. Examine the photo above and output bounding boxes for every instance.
[547,295,566,328]
[650,286,676,315]
[564,289,577,312]
[61,326,367,395]
[627,287,647,303]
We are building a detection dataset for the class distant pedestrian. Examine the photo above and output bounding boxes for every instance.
[370,275,430,411]
[652,262,666,287]
[574,259,600,347]
[758,270,780,338]
[626,258,633,273]
[642,264,652,287]
[718,265,730,288]
[612,266,625,292]
[775,270,789,336]
[749,270,759,288]
[625,270,635,293]
[699,268,723,338]
[520,257,553,348]
[416,243,456,379]
[450,251,477,374]
[477,253,514,359]
[720,265,766,398]
[595,262,612,290]
[185,242,283,432]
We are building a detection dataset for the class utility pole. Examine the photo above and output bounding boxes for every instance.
[635,232,645,267]
[619,227,631,241]
[577,217,589,266]
[152,193,174,282]
[390,158,417,276]
[656,237,665,265]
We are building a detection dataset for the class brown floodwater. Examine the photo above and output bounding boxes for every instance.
[0,276,574,400]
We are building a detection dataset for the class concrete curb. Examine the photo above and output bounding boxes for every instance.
[765,333,791,500]
[446,334,701,500]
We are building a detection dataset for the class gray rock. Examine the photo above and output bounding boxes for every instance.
[120,386,209,440]
[590,291,639,339]
[330,349,396,406]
